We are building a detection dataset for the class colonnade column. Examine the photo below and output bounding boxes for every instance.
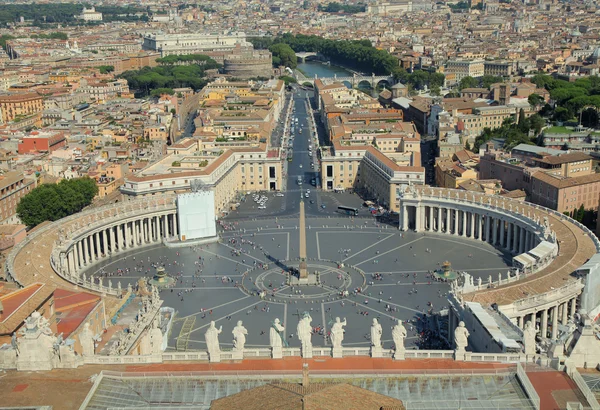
[551,305,559,339]
[506,223,512,251]
[68,249,76,274]
[462,211,467,237]
[453,209,458,235]
[94,233,100,260]
[123,223,129,248]
[512,225,519,254]
[519,227,527,254]
[561,302,568,324]
[163,215,168,238]
[428,207,433,231]
[471,212,475,238]
[102,230,108,256]
[570,297,577,318]
[541,309,548,338]
[500,219,505,248]
[437,207,442,232]
[82,237,88,265]
[117,225,123,251]
[484,215,490,243]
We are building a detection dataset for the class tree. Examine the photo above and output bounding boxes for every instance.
[528,93,544,109]
[465,141,472,151]
[576,204,586,222]
[268,43,298,69]
[481,75,503,89]
[16,177,98,228]
[528,114,545,134]
[459,76,478,90]
[98,65,114,74]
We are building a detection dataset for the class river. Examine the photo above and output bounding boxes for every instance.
[296,61,378,95]
[296,61,353,79]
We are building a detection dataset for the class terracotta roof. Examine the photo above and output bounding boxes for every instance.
[0,283,55,335]
[532,171,600,189]
[54,288,101,337]
[210,383,405,410]
[532,151,591,165]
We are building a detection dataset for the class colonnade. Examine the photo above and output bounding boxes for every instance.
[64,212,179,275]
[400,204,539,255]
[514,297,578,340]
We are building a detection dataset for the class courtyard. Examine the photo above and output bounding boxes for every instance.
[89,215,512,352]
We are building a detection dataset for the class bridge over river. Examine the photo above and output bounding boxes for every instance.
[294,70,396,89]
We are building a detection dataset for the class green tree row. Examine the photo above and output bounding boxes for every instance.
[118,59,221,97]
[472,111,546,152]
[458,75,505,91]
[17,177,98,228]
[249,34,398,75]
[318,2,366,13]
[394,69,446,95]
[269,43,298,69]
[530,74,600,125]
[0,3,147,26]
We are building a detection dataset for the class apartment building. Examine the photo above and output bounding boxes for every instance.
[530,172,600,213]
[76,79,130,102]
[18,131,66,154]
[0,93,44,124]
[483,61,515,77]
[445,59,485,82]
[0,171,35,224]
[321,141,424,211]
[121,145,283,215]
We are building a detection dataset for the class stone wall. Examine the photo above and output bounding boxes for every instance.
[223,51,273,79]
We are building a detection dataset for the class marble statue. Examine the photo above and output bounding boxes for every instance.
[371,318,382,348]
[523,321,536,356]
[477,277,482,287]
[330,317,347,349]
[392,320,407,358]
[232,320,248,351]
[454,321,470,352]
[270,318,285,349]
[297,312,313,353]
[139,333,151,355]
[204,321,222,356]
[78,323,95,357]
[149,320,163,355]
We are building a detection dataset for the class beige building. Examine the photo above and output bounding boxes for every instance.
[445,60,485,82]
[530,172,600,214]
[0,93,44,124]
[121,145,283,215]
[0,172,35,224]
[321,141,424,211]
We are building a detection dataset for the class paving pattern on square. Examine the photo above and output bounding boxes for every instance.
[89,216,512,351]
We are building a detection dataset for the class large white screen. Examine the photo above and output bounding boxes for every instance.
[177,191,216,241]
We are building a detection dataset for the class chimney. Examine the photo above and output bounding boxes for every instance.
[302,363,309,386]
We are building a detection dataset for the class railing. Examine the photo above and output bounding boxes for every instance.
[567,366,600,410]
[83,354,163,365]
[469,353,523,363]
[404,350,455,359]
[517,362,541,410]
[513,280,584,310]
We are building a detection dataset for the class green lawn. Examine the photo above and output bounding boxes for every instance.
[544,126,573,134]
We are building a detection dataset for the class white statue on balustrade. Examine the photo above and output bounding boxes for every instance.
[139,332,152,355]
[270,318,285,358]
[205,321,222,361]
[330,317,347,349]
[270,318,285,348]
[454,321,470,354]
[149,319,163,355]
[371,318,382,348]
[232,320,248,352]
[78,322,95,357]
[392,320,407,360]
[297,312,313,358]
[523,320,536,356]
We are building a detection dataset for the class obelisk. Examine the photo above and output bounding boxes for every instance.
[298,198,308,279]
